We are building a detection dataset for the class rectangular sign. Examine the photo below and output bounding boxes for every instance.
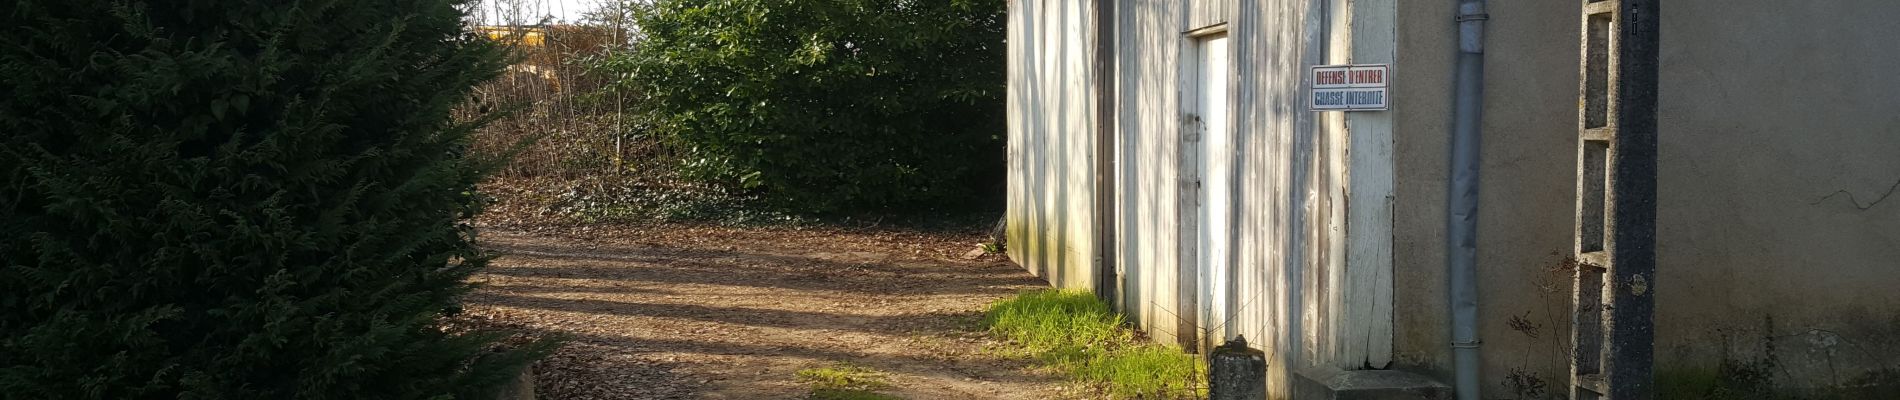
[1311,64,1389,111]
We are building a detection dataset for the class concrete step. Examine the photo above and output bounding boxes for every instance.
[1294,365,1452,400]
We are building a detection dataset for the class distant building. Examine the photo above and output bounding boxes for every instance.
[473,24,624,93]
[1005,0,1900,398]
[476,25,548,47]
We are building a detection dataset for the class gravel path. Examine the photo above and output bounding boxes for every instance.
[461,224,1064,399]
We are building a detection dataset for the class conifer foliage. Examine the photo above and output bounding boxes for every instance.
[1,1,535,398]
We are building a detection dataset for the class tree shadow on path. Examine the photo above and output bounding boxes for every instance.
[464,227,1063,399]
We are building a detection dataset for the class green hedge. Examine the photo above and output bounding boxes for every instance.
[600,0,1008,213]
[0,1,536,398]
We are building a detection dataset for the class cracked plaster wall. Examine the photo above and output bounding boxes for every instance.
[1654,0,1900,386]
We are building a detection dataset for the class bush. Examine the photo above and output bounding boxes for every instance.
[601,0,1008,214]
[0,1,538,398]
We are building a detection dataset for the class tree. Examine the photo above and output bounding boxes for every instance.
[603,0,1008,213]
[0,1,537,398]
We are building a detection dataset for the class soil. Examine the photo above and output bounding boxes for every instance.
[460,224,1066,399]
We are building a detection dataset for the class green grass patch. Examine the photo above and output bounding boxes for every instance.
[984,289,1206,399]
[796,364,902,400]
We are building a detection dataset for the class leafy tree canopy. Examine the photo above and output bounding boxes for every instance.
[603,0,1007,214]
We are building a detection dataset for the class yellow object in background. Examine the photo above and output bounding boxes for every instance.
[476,26,546,47]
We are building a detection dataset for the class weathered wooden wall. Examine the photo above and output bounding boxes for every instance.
[1006,0,1100,291]
[1109,0,1398,393]
[1110,0,1188,350]
[1010,0,1399,396]
[1186,0,1230,29]
[1320,0,1397,372]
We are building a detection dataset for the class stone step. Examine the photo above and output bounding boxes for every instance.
[1293,365,1452,400]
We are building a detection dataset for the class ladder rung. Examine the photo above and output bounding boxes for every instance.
[1577,252,1609,269]
[1582,127,1615,142]
[1576,373,1608,394]
[1584,1,1616,16]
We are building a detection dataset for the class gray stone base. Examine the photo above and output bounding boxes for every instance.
[1293,365,1451,400]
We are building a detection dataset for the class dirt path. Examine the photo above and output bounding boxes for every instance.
[462,224,1064,399]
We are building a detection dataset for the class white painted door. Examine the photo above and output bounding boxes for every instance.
[1191,34,1232,345]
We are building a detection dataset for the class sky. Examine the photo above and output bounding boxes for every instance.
[472,0,611,25]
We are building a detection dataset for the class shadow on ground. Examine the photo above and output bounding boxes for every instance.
[462,224,1063,400]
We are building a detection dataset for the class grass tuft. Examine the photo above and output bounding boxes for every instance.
[984,289,1205,399]
[796,364,901,400]
[808,388,904,400]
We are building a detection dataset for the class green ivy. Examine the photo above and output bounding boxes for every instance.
[0,1,541,398]
[597,0,1008,214]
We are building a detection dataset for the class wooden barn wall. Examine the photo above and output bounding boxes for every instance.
[1311,0,1398,372]
[1112,0,1188,350]
[1112,0,1396,395]
[1226,0,1329,392]
[1006,0,1100,291]
[1011,0,1399,395]
[1187,0,1232,29]
[1113,0,1331,396]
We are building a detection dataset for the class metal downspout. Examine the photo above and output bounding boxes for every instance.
[1448,1,1487,400]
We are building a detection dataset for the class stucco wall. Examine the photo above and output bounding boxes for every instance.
[1655,0,1900,388]
[1393,0,1900,395]
[1390,0,1456,382]
[1006,0,1099,291]
[1391,0,1579,391]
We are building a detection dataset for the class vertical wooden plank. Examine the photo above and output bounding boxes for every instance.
[1294,0,1331,393]
[1337,117,1355,366]
[1155,7,1171,348]
[1227,0,1260,356]
[1192,0,1207,29]
[1314,0,1354,369]
[1003,0,1023,268]
[1186,0,1233,30]
[1162,0,1193,350]
[1094,0,1119,305]
[1325,110,1350,367]
[1345,0,1398,369]
[1114,0,1199,349]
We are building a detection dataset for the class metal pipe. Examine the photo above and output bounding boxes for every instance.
[1448,1,1488,399]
